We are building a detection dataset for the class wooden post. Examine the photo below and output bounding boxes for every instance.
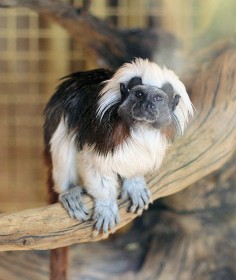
[50,247,69,280]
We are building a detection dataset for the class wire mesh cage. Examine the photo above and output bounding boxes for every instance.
[0,0,232,211]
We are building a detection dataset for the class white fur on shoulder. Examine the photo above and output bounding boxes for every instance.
[97,58,193,134]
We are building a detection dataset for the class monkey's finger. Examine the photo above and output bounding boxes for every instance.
[60,195,78,218]
[130,195,138,208]
[92,230,99,238]
[115,214,120,224]
[137,197,145,209]
[130,204,138,213]
[69,196,89,218]
[73,206,89,221]
[93,211,100,221]
[120,190,129,201]
[70,207,89,221]
[60,196,72,215]
[102,219,109,233]
[140,193,150,206]
[110,212,120,228]
[146,189,152,199]
[137,208,144,216]
[61,195,89,221]
[77,201,89,215]
[75,198,88,210]
[102,232,109,239]
[94,216,104,232]
[141,189,152,204]
[109,218,115,230]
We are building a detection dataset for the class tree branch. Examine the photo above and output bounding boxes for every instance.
[0,0,177,69]
[0,48,235,251]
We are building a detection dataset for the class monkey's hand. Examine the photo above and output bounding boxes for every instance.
[59,186,89,221]
[93,199,120,234]
[121,176,152,214]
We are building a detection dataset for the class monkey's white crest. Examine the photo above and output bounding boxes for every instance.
[98,58,194,134]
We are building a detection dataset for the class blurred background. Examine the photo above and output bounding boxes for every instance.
[0,0,236,212]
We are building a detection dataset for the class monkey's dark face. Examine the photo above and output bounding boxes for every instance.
[118,83,179,129]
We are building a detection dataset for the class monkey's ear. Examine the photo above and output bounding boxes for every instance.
[172,94,181,111]
[162,83,174,96]
[120,83,129,101]
[127,77,143,90]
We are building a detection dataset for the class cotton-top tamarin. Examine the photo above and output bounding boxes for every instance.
[44,58,193,233]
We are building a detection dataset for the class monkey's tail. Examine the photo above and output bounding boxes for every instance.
[44,147,69,280]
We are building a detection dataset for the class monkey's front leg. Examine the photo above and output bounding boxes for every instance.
[121,176,152,214]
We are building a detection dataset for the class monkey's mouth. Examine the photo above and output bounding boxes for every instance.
[132,105,158,123]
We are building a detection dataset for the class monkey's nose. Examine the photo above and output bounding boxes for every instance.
[146,101,156,110]
[138,101,156,110]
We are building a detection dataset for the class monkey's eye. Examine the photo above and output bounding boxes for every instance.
[135,90,144,98]
[153,95,163,101]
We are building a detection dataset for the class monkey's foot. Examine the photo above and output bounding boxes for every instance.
[121,176,152,214]
[93,199,120,234]
[59,186,89,221]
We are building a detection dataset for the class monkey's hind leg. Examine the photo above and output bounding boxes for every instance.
[59,186,89,221]
[50,118,89,221]
[121,176,153,214]
[93,197,120,235]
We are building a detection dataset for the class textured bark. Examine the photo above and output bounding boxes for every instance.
[0,158,236,279]
[0,47,235,251]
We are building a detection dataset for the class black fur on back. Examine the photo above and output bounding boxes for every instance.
[44,68,130,155]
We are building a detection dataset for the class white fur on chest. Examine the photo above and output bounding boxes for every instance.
[79,127,168,179]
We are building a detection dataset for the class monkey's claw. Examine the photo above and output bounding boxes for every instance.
[93,199,120,234]
[121,177,152,213]
[59,186,89,221]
